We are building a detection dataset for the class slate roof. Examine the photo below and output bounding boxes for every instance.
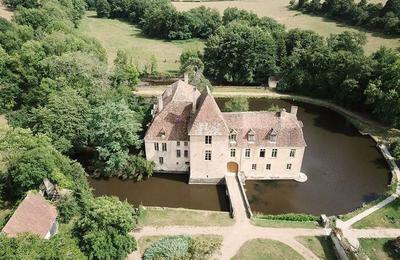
[222,110,306,148]
[2,193,57,238]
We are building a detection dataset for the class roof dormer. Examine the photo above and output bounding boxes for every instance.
[247,129,256,143]
[267,128,278,143]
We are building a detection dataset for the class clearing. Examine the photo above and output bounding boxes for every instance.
[352,199,400,229]
[251,217,320,229]
[296,236,338,260]
[359,238,398,260]
[232,238,305,260]
[173,0,400,54]
[0,1,12,21]
[77,11,203,70]
[137,207,234,227]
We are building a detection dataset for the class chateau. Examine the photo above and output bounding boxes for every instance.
[144,79,307,184]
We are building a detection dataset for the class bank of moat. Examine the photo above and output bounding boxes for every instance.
[144,80,307,184]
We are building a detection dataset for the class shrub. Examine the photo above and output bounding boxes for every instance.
[56,195,79,223]
[143,236,191,260]
[255,213,319,222]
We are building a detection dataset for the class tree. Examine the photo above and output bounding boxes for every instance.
[96,0,110,18]
[223,97,249,112]
[75,196,136,259]
[89,100,142,175]
[112,50,140,88]
[31,88,90,153]
[180,49,212,92]
[204,22,278,84]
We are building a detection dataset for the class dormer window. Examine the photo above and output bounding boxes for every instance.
[267,128,277,143]
[159,128,166,139]
[229,129,237,143]
[247,129,255,143]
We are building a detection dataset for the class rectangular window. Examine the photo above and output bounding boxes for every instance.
[266,164,271,170]
[287,163,292,170]
[184,141,188,146]
[230,149,236,157]
[184,150,189,158]
[271,149,277,158]
[252,164,257,170]
[229,134,236,142]
[159,157,164,165]
[154,143,159,151]
[259,149,265,158]
[162,143,167,151]
[205,150,212,161]
[177,141,180,146]
[290,149,296,157]
[245,149,251,158]
[205,136,212,144]
[176,150,181,158]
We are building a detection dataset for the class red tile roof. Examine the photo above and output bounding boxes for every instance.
[2,193,57,238]
[188,90,230,136]
[222,110,306,147]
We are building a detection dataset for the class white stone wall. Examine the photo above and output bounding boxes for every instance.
[227,146,305,179]
[189,135,228,183]
[145,140,190,172]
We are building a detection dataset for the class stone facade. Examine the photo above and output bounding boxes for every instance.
[144,80,307,184]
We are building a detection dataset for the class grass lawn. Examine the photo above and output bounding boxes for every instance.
[359,238,398,260]
[77,11,203,70]
[138,207,234,227]
[232,238,305,260]
[296,236,338,260]
[251,217,320,228]
[173,0,400,54]
[138,234,222,256]
[352,199,400,229]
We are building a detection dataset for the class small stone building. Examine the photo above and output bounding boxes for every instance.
[2,193,58,239]
[145,80,307,184]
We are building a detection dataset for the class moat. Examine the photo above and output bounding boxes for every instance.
[89,98,391,215]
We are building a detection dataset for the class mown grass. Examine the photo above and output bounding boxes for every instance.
[138,234,223,256]
[296,236,338,260]
[77,11,204,70]
[352,198,400,228]
[137,207,234,227]
[251,217,320,228]
[359,238,398,260]
[173,0,400,54]
[232,238,305,260]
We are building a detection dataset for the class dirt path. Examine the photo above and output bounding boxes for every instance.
[0,0,13,21]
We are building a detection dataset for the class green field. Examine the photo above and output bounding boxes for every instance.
[173,0,399,54]
[353,199,400,228]
[77,11,203,70]
[296,236,338,260]
[232,238,304,260]
[359,238,398,260]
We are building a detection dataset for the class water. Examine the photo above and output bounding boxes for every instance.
[89,98,390,215]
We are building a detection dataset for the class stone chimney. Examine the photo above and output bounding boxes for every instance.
[290,105,298,116]
[158,96,163,112]
[192,87,197,113]
[184,73,189,84]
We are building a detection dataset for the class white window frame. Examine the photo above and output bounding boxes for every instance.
[162,143,167,151]
[176,150,181,158]
[286,163,292,170]
[230,149,236,157]
[251,164,257,170]
[205,150,212,161]
[205,136,212,144]
[154,143,159,151]
[159,157,164,164]
[290,149,296,157]
[271,149,278,158]
[266,163,271,170]
[245,149,251,158]
[260,149,266,158]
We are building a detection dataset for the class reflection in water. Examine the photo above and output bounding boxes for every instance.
[89,98,390,216]
[88,173,230,212]
[240,98,390,216]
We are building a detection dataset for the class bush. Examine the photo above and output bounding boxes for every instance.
[256,213,319,222]
[143,236,191,260]
[121,155,155,181]
[223,97,249,112]
[56,195,79,223]
[143,235,222,260]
